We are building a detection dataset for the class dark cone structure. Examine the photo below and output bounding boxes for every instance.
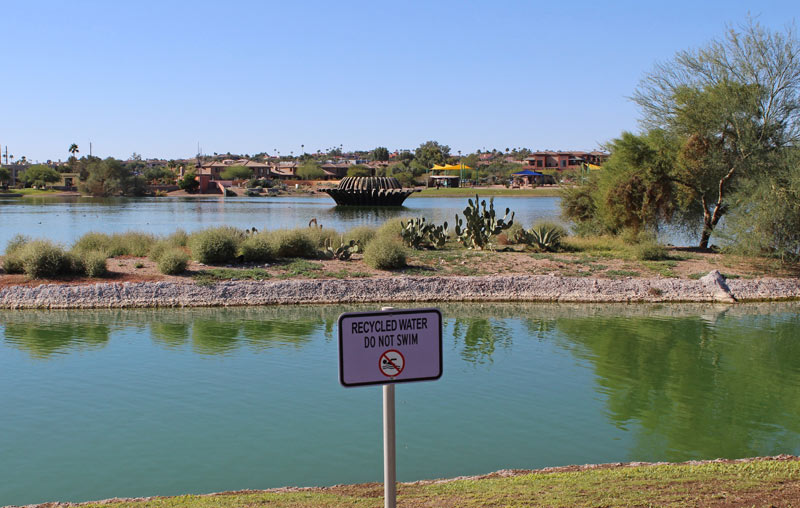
[323,176,419,206]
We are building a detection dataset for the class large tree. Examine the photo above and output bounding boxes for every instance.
[0,167,11,188]
[414,141,450,169]
[79,158,143,196]
[22,164,61,187]
[220,165,252,181]
[631,19,800,248]
[370,146,390,162]
[296,160,325,180]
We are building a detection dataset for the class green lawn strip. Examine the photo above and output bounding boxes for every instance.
[13,188,64,196]
[323,270,372,279]
[192,268,271,285]
[77,459,800,508]
[276,259,325,279]
[414,187,562,198]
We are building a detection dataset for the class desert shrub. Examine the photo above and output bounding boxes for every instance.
[503,223,526,244]
[148,240,170,262]
[240,233,277,262]
[376,218,408,239]
[3,234,30,273]
[17,240,73,279]
[166,229,189,247]
[157,248,189,275]
[149,231,190,262]
[363,238,407,270]
[189,227,245,264]
[306,227,340,248]
[634,240,669,261]
[110,232,155,257]
[2,253,24,274]
[269,229,318,258]
[6,234,31,254]
[73,231,155,257]
[343,225,377,247]
[81,250,109,278]
[72,232,113,255]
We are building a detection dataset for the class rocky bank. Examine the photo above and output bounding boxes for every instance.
[1,271,798,309]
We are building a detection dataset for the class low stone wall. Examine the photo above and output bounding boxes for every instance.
[1,272,798,309]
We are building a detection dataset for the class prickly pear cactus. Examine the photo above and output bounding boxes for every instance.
[401,217,449,250]
[453,195,514,249]
[322,238,360,260]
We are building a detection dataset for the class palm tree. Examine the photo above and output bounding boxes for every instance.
[69,144,79,159]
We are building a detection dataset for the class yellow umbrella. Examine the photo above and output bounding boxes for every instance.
[430,164,472,171]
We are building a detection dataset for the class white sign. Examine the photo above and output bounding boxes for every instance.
[338,308,442,387]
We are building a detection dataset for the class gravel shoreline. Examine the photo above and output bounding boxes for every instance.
[1,271,798,309]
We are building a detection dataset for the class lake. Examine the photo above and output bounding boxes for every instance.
[1,302,798,506]
[0,195,562,249]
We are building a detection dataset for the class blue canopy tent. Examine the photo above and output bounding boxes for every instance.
[512,169,544,177]
[511,168,545,187]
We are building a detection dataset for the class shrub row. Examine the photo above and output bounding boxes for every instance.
[8,216,622,278]
[2,235,108,279]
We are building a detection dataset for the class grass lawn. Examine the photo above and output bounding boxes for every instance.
[414,187,562,197]
[12,188,63,196]
[74,458,800,508]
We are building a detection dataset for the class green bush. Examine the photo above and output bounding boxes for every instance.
[240,233,277,262]
[110,232,155,257]
[81,250,109,278]
[2,253,24,274]
[343,225,377,247]
[363,238,407,270]
[72,232,113,255]
[148,240,170,262]
[189,227,245,264]
[166,229,189,247]
[634,241,669,261]
[269,229,319,258]
[376,218,408,239]
[503,223,526,244]
[6,234,31,254]
[18,240,73,279]
[73,231,155,257]
[3,234,30,273]
[305,227,340,248]
[158,248,190,275]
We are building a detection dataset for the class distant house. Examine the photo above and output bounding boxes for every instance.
[320,162,350,179]
[198,159,271,180]
[270,161,299,180]
[524,151,608,171]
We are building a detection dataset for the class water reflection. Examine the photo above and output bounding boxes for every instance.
[1,301,800,503]
[553,312,800,460]
[451,317,513,364]
[2,321,111,359]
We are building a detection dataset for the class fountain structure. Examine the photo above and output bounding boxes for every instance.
[322,176,418,206]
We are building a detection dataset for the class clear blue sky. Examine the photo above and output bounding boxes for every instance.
[2,0,798,162]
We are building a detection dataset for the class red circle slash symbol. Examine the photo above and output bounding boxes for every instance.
[379,349,405,377]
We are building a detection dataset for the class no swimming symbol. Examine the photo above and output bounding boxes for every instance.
[379,350,405,377]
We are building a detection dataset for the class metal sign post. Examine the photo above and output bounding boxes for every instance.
[338,307,442,508]
[383,382,396,508]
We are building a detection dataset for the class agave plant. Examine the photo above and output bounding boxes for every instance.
[525,222,566,252]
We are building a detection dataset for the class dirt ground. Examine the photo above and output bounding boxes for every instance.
[1,245,796,289]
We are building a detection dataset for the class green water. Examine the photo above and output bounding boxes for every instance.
[1,303,799,506]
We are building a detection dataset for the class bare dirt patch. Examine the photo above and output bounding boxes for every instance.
[1,245,797,289]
